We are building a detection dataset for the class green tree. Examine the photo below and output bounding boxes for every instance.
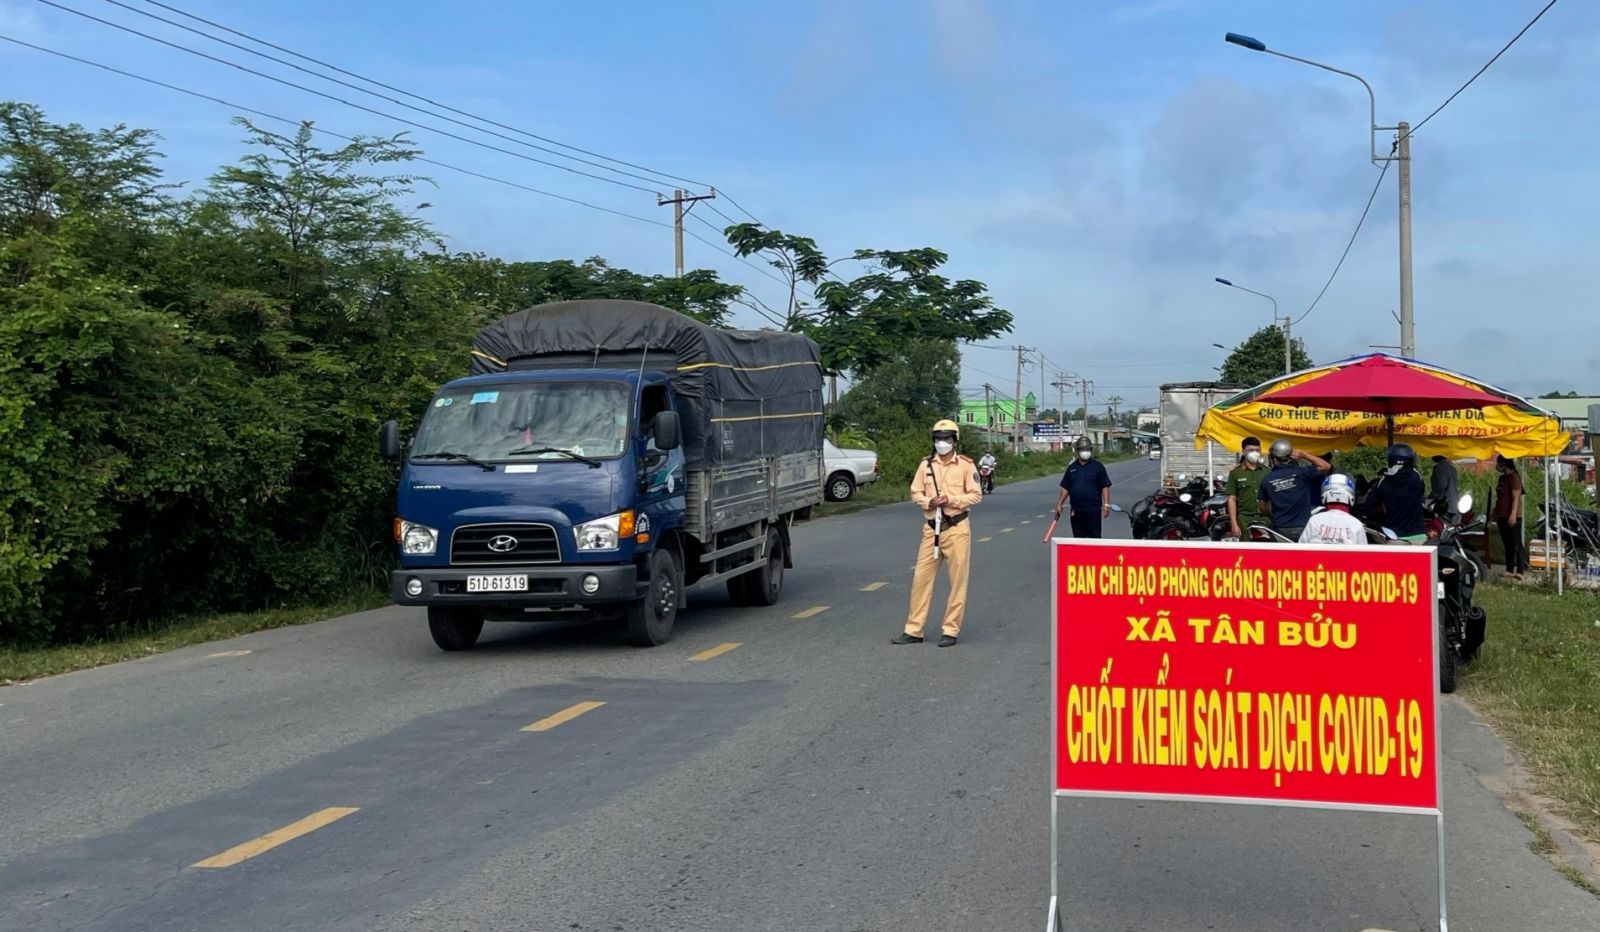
[724,222,1013,374]
[1219,325,1312,388]
[834,338,961,435]
[435,254,742,326]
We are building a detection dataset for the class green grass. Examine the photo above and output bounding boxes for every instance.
[0,591,388,685]
[1461,582,1600,845]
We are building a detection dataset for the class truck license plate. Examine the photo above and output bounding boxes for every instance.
[467,574,528,593]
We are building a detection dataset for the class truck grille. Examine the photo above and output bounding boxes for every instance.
[450,523,560,565]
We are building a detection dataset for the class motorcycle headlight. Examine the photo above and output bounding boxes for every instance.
[575,511,636,551]
[399,520,438,555]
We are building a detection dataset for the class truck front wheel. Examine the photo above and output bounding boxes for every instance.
[428,606,484,651]
[626,549,680,646]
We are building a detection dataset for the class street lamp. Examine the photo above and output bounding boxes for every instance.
[1214,277,1291,374]
[1223,32,1412,359]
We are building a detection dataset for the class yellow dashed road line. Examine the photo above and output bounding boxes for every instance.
[1001,528,1015,534]
[978,537,994,543]
[793,605,831,619]
[689,642,742,662]
[522,700,607,732]
[192,807,359,869]
[861,582,888,591]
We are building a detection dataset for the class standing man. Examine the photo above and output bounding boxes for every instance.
[1257,439,1331,540]
[1430,454,1460,523]
[1226,436,1266,539]
[1054,437,1112,539]
[1494,454,1526,578]
[893,419,981,647]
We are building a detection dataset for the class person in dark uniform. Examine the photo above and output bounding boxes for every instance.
[1053,437,1112,538]
[1257,439,1331,539]
[1361,443,1427,540]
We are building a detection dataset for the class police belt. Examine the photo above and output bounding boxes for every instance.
[927,511,968,529]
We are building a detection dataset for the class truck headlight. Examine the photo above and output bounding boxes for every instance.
[575,511,635,551]
[399,520,438,555]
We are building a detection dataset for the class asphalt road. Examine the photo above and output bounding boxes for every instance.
[2,457,1596,931]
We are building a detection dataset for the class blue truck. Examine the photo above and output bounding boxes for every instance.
[380,299,826,651]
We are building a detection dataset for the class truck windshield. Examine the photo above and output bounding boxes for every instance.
[411,382,631,463]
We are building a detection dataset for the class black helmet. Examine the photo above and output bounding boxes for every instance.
[1387,442,1417,468]
[1075,437,1094,453]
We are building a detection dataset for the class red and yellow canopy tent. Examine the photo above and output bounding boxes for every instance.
[1196,354,1569,459]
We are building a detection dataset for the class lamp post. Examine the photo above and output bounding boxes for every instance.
[1223,33,1411,358]
[1214,277,1291,374]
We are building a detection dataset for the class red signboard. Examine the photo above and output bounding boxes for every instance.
[1053,540,1440,814]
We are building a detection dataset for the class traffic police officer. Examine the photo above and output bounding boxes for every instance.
[893,419,981,648]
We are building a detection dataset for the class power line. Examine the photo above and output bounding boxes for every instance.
[33,0,663,194]
[1408,0,1560,138]
[686,213,789,287]
[1294,142,1395,325]
[0,33,803,310]
[91,0,680,191]
[126,0,712,189]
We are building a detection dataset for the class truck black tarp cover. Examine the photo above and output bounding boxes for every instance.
[470,300,825,468]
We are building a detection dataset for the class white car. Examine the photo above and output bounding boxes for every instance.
[1149,448,1162,460]
[823,439,880,502]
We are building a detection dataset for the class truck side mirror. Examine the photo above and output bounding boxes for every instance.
[652,410,680,451]
[379,420,401,461]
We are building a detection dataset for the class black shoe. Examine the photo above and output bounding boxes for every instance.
[890,633,924,645]
[937,635,958,647]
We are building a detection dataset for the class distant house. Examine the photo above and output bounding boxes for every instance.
[1136,411,1160,430]
[1534,396,1599,454]
[958,392,1037,433]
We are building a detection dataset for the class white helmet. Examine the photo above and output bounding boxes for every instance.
[1321,473,1356,506]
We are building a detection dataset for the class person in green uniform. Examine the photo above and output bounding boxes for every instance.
[1226,436,1267,539]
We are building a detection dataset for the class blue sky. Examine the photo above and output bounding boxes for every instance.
[2,0,1595,411]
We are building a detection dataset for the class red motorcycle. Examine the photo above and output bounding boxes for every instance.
[979,463,996,494]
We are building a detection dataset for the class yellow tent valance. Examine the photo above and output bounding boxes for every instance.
[1195,357,1569,460]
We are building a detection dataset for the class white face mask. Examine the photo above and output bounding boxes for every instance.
[1245,451,1262,465]
[1078,450,1092,461]
[934,441,954,456]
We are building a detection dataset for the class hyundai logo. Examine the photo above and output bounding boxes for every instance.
[487,535,519,553]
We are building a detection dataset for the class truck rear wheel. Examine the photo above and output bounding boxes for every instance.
[428,606,483,651]
[729,528,784,607]
[626,549,679,646]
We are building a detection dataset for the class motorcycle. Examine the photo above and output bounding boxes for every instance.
[979,463,996,495]
[1532,498,1600,561]
[1145,475,1217,541]
[1434,495,1487,693]
[1257,496,1487,694]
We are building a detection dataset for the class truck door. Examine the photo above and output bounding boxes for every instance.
[639,384,684,498]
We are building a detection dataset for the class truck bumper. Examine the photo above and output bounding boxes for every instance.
[390,564,641,607]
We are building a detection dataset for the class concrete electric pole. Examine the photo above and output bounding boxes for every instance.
[1013,345,1035,455]
[656,187,717,277]
[1397,122,1414,358]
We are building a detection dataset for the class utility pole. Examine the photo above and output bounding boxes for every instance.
[984,384,994,445]
[1281,316,1293,375]
[656,187,717,277]
[1396,122,1414,357]
[1012,345,1033,455]
[1079,378,1094,441]
[1107,395,1124,449]
[1052,373,1074,449]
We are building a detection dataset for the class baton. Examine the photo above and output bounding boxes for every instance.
[1042,512,1059,543]
[932,507,944,560]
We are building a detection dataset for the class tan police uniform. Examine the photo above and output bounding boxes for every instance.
[905,451,982,638]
